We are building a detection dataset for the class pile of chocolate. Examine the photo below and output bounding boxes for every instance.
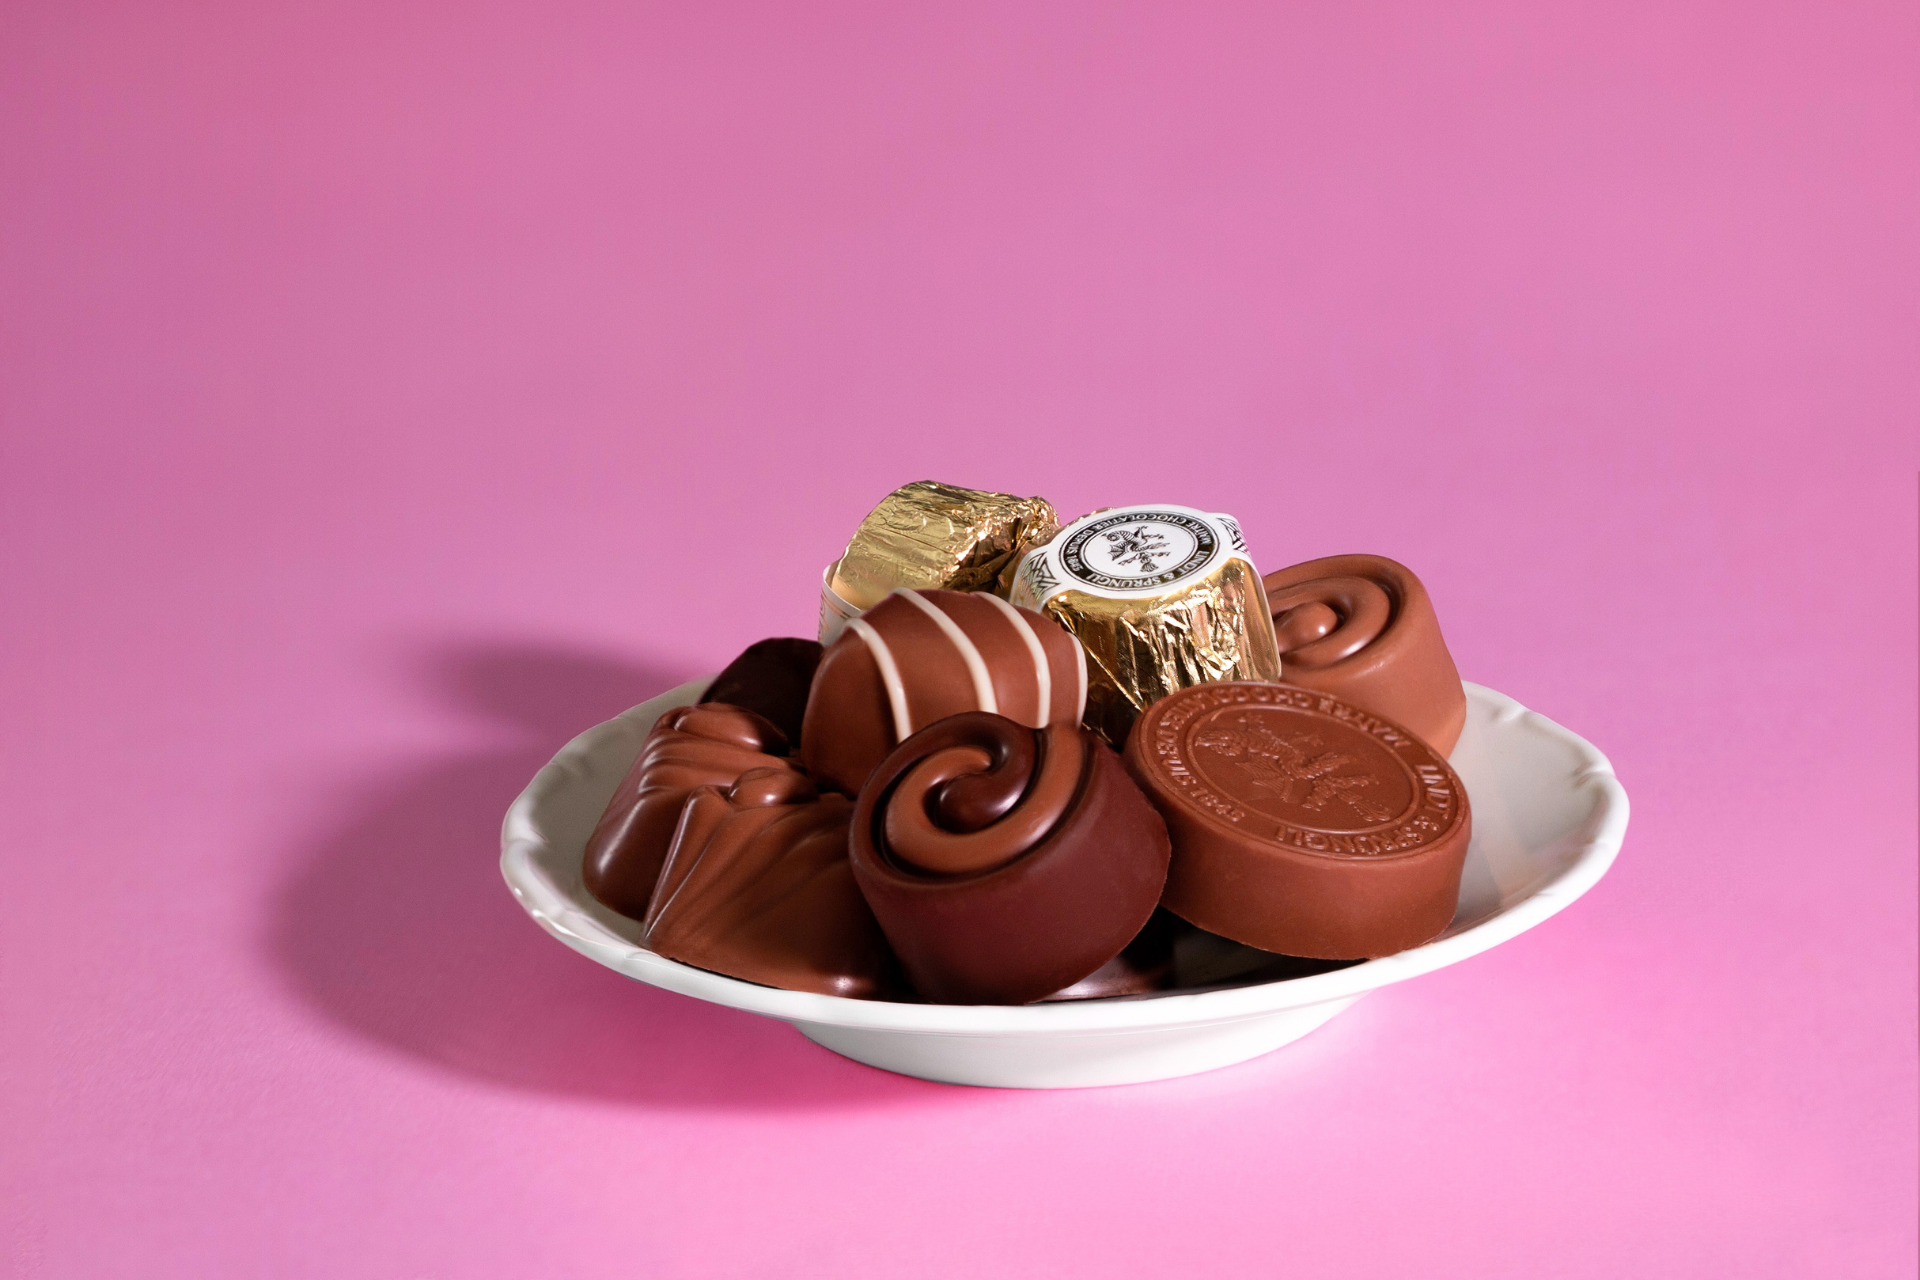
[583,481,1473,1005]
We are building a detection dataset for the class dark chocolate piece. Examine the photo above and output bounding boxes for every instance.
[643,768,897,999]
[1169,925,1361,990]
[850,711,1170,1005]
[1264,554,1467,756]
[582,703,799,921]
[701,638,823,746]
[1125,682,1472,960]
[1039,908,1181,1001]
[802,589,1087,797]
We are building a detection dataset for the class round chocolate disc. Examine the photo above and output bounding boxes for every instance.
[1124,682,1471,959]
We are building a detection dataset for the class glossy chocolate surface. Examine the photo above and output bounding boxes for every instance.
[581,703,798,921]
[1263,554,1467,756]
[1125,682,1471,960]
[851,711,1170,1005]
[801,589,1087,797]
[1039,908,1180,1001]
[700,637,823,747]
[643,768,897,999]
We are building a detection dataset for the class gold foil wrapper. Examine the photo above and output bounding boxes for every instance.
[1010,507,1282,745]
[828,481,1060,610]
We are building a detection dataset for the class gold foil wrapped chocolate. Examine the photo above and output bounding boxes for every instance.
[819,481,1059,642]
[1009,505,1282,745]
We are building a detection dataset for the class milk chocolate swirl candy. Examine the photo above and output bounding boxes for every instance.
[1263,554,1466,756]
[850,712,1171,1005]
[643,768,896,999]
[1125,682,1471,959]
[801,589,1089,797]
[582,704,799,921]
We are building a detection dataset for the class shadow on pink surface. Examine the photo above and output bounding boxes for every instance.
[268,640,945,1111]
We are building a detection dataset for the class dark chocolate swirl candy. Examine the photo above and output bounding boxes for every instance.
[849,711,1171,1005]
[1264,554,1467,756]
[582,703,799,921]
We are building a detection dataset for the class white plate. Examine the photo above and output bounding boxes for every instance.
[501,680,1627,1088]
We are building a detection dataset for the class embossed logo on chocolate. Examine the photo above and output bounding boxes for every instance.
[1191,708,1413,831]
[1138,683,1464,859]
[1059,510,1218,591]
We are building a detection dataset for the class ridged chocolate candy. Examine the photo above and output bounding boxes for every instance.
[644,769,896,999]
[1126,682,1471,960]
[582,704,798,921]
[850,711,1171,1005]
[1264,554,1467,756]
[801,589,1088,797]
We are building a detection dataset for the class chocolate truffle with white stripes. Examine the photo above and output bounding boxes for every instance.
[799,588,1089,797]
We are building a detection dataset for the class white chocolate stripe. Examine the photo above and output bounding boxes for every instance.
[896,589,997,716]
[847,616,913,742]
[1072,631,1088,719]
[980,592,1049,728]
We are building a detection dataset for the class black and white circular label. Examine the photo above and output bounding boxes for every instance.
[1013,505,1250,603]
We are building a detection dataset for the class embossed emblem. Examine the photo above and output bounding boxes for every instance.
[1136,683,1457,859]
[1194,713,1398,824]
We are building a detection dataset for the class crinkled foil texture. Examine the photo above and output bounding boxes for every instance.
[1041,557,1282,746]
[829,481,1059,609]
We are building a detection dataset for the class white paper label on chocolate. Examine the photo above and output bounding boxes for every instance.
[1011,506,1253,605]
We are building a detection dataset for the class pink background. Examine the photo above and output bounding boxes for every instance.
[4,2,1915,1276]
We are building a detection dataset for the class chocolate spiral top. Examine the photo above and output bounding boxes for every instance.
[1269,574,1394,666]
[851,711,1170,1004]
[871,713,1087,877]
[1264,554,1467,756]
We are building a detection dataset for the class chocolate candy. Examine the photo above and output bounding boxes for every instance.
[643,768,897,998]
[821,481,1060,643]
[582,704,799,921]
[800,588,1088,797]
[1264,554,1467,756]
[1010,504,1283,746]
[850,711,1171,1005]
[1040,908,1181,1001]
[700,637,824,746]
[1125,682,1471,960]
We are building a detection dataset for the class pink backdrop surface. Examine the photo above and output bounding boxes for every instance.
[4,2,1916,1276]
